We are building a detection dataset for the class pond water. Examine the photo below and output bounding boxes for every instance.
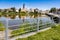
[0,16,54,27]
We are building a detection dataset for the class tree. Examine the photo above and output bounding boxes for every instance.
[20,11,27,16]
[8,11,16,19]
[18,8,28,22]
[6,7,17,19]
[29,11,34,18]
[2,9,8,17]
[10,7,16,12]
[49,7,57,13]
[0,12,2,17]
[34,8,38,18]
[18,8,21,18]
[0,9,2,17]
[20,11,27,22]
[38,12,42,17]
[0,9,2,12]
[19,8,21,13]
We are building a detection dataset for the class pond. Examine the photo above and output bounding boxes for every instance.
[0,16,54,27]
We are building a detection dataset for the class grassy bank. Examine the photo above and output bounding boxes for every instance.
[16,24,60,40]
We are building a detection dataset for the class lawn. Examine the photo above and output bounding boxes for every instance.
[16,24,60,40]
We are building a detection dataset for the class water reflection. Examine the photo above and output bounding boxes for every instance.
[0,16,53,27]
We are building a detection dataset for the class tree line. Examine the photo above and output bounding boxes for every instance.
[0,7,60,19]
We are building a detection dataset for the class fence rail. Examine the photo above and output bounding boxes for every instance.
[0,18,54,40]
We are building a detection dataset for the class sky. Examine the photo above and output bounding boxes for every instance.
[0,0,60,10]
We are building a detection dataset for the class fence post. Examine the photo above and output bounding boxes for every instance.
[37,17,39,32]
[51,16,54,23]
[59,17,60,24]
[5,19,8,40]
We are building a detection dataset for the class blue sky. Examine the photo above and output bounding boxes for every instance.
[0,0,60,10]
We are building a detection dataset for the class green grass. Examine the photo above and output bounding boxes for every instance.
[10,23,37,38]
[11,22,52,38]
[0,22,5,31]
[16,24,60,40]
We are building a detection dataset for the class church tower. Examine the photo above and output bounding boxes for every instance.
[23,3,25,9]
[21,3,27,12]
